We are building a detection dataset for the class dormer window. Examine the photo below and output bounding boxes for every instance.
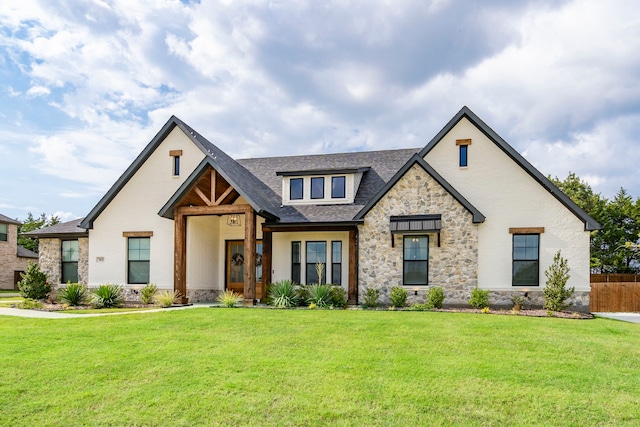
[290,178,303,200]
[332,176,346,198]
[311,177,324,199]
[277,167,370,206]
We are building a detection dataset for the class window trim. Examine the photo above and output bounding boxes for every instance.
[310,177,325,199]
[61,239,79,283]
[459,145,468,167]
[331,241,342,285]
[290,178,304,200]
[512,233,540,287]
[291,241,301,284]
[305,241,327,284]
[403,236,429,286]
[0,223,7,242]
[128,236,151,285]
[331,176,346,199]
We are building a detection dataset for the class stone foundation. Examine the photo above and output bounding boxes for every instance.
[118,287,221,303]
[372,285,590,311]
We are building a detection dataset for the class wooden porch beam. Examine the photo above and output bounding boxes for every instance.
[174,210,188,304]
[211,169,216,203]
[177,204,251,217]
[214,185,235,206]
[243,209,257,305]
[194,187,213,206]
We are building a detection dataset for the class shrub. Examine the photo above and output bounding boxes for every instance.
[58,283,87,306]
[18,262,50,300]
[296,285,310,307]
[408,302,431,311]
[91,284,124,308]
[543,250,574,311]
[307,284,333,308]
[17,298,43,309]
[426,286,445,309]
[390,287,408,308]
[267,280,299,308]
[469,287,490,309]
[217,290,243,307]
[156,290,182,308]
[362,287,380,308]
[140,283,158,305]
[330,286,348,308]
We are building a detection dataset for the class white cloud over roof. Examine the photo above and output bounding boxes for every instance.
[0,0,639,220]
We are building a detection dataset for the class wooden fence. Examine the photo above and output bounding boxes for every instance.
[590,282,640,312]
[590,274,640,283]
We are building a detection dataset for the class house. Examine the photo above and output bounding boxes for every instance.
[0,213,38,289]
[27,106,600,307]
[23,218,88,285]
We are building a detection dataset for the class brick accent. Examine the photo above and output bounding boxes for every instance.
[0,223,37,289]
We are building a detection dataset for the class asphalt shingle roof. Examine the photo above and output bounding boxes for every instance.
[0,213,20,225]
[17,245,38,258]
[237,148,420,223]
[22,218,88,238]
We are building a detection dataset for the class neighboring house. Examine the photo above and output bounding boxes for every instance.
[28,107,600,307]
[0,213,38,289]
[22,218,88,285]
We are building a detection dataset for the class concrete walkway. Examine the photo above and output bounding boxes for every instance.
[594,312,640,324]
[0,303,209,319]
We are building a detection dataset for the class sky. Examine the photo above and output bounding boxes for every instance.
[0,0,639,223]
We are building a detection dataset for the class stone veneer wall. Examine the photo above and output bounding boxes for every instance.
[358,163,479,305]
[39,237,89,285]
[38,238,61,285]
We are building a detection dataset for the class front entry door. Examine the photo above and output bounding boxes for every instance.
[226,240,263,297]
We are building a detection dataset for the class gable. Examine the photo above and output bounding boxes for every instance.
[354,154,485,222]
[419,107,600,231]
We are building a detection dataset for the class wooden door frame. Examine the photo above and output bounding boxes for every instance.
[225,239,264,295]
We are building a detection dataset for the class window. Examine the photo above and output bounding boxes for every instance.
[173,155,180,176]
[61,240,79,283]
[513,234,539,286]
[331,241,342,285]
[331,176,346,199]
[169,150,182,176]
[291,241,301,284]
[128,237,150,284]
[290,178,303,200]
[403,236,428,285]
[306,241,326,284]
[311,177,324,199]
[459,145,468,167]
[0,224,6,242]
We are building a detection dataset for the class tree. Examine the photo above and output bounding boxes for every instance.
[598,189,640,273]
[543,250,574,311]
[550,173,607,271]
[17,212,60,253]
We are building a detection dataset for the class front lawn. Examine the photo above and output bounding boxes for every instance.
[0,309,638,426]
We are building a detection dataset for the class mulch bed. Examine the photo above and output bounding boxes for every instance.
[429,307,594,319]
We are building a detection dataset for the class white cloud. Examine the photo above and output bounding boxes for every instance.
[0,0,639,220]
[26,85,50,97]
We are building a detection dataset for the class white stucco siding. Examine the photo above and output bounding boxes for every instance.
[423,117,590,291]
[271,231,349,288]
[88,127,206,287]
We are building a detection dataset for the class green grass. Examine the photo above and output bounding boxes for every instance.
[60,307,155,314]
[0,309,639,426]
